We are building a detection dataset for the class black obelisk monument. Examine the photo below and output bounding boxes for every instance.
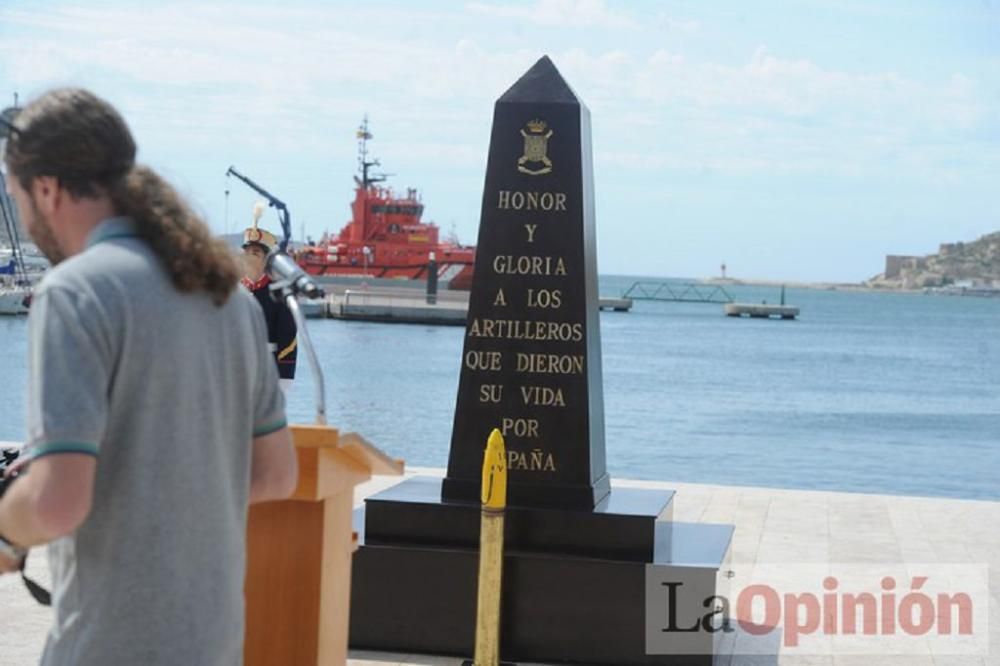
[442,55,610,510]
[349,56,733,666]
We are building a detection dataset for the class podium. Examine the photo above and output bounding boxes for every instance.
[245,424,404,666]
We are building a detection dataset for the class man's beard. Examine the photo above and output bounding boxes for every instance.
[25,198,65,265]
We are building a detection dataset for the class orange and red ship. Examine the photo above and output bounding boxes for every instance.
[295,118,475,290]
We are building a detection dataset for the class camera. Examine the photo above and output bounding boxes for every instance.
[0,447,48,605]
[0,447,23,497]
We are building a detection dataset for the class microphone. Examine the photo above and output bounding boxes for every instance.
[266,251,325,299]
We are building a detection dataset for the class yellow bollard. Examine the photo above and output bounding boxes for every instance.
[466,428,513,666]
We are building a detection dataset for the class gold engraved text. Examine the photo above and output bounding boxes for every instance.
[520,385,565,407]
[501,417,539,438]
[508,448,557,472]
[492,255,567,276]
[516,353,584,374]
[479,384,503,403]
[464,350,502,371]
[497,190,567,211]
[527,288,561,309]
[468,319,583,342]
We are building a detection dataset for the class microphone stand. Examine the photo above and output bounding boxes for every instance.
[269,277,326,426]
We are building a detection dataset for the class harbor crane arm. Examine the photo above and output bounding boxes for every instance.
[226,166,292,251]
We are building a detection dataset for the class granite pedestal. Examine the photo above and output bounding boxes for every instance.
[350,477,734,665]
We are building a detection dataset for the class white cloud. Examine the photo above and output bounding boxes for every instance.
[12,6,989,190]
[1,4,994,199]
[466,0,636,29]
[654,12,700,33]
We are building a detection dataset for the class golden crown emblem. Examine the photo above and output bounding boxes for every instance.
[526,119,547,134]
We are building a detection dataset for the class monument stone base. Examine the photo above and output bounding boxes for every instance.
[349,477,734,666]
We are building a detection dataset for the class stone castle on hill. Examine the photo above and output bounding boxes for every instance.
[868,230,1000,289]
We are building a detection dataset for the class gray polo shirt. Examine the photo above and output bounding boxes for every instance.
[24,217,285,665]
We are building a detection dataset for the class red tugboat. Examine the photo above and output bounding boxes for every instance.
[295,117,476,289]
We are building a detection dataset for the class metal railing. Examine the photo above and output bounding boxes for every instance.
[622,281,734,304]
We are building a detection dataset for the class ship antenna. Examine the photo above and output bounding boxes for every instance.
[356,114,386,189]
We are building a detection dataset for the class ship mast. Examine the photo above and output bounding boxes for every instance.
[356,115,387,243]
[356,115,386,189]
[0,94,29,285]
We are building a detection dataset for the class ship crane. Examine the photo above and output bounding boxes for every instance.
[225,166,292,251]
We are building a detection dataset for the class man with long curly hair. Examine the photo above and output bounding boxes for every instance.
[0,88,298,665]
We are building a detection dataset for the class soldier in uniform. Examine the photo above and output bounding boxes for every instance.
[242,203,297,392]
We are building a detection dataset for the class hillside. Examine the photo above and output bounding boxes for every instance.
[868,231,1000,289]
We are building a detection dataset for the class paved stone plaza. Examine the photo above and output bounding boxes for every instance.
[2,467,997,666]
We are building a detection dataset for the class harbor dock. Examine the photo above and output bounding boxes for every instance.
[301,286,631,324]
[597,296,633,311]
[724,284,799,319]
[724,302,800,319]
[333,288,467,325]
[3,465,997,665]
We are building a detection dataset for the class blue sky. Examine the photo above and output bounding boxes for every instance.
[1,0,997,282]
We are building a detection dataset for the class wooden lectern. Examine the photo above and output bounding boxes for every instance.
[245,424,404,666]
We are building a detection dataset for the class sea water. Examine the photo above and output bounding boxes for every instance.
[1,275,997,501]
